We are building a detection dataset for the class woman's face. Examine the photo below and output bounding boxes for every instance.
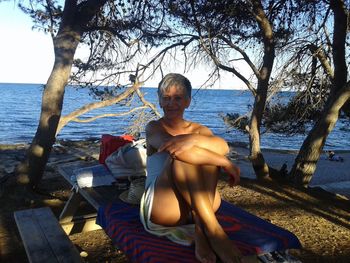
[159,85,190,119]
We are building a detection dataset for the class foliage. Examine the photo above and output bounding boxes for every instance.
[18,0,62,35]
[222,0,349,136]
[223,76,333,135]
[263,76,331,134]
[69,1,169,86]
[18,0,173,83]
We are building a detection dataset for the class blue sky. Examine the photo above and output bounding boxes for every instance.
[0,1,248,89]
[0,1,54,84]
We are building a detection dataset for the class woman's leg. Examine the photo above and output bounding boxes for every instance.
[150,158,220,224]
[192,210,216,263]
[192,165,220,263]
[150,157,192,226]
[151,159,242,263]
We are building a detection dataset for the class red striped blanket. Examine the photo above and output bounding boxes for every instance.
[97,200,301,263]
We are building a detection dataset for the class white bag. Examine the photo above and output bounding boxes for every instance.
[105,139,147,179]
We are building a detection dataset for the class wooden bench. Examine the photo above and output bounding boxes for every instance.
[14,207,82,263]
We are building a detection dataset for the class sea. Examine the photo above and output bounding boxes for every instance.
[1,83,349,151]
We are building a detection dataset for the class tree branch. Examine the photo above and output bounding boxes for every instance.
[56,80,143,134]
[135,89,161,117]
[219,36,260,77]
[198,37,257,95]
[308,44,334,79]
[70,106,149,123]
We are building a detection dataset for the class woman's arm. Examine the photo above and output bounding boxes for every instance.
[158,125,229,156]
[146,120,239,185]
[172,145,240,186]
[157,124,236,172]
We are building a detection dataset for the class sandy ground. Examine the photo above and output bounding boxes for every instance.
[232,146,350,199]
[0,140,350,263]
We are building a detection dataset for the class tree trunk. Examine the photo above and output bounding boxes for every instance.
[291,82,350,186]
[331,0,350,115]
[17,26,82,188]
[249,0,275,179]
[290,0,349,187]
[16,0,109,188]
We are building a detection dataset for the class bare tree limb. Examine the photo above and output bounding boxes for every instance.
[198,37,257,95]
[135,89,161,117]
[57,80,144,134]
[70,106,149,123]
[308,44,334,79]
[219,36,260,77]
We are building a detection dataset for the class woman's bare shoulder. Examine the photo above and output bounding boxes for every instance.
[146,119,163,132]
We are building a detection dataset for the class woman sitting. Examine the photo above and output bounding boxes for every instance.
[140,73,242,263]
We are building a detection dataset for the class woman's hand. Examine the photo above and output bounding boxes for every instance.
[223,162,240,187]
[158,134,196,158]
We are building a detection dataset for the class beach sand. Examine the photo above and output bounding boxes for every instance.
[0,140,349,262]
[232,146,350,199]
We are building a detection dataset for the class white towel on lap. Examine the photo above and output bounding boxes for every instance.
[139,152,195,246]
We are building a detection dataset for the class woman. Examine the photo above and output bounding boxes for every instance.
[140,73,242,263]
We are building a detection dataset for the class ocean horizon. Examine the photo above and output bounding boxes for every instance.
[1,83,349,151]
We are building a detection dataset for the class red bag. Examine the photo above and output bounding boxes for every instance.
[99,134,134,164]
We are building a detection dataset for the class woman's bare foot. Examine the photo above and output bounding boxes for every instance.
[195,224,216,263]
[206,227,242,263]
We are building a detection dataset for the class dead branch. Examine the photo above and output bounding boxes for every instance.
[56,81,144,134]
[69,106,149,123]
[135,89,161,117]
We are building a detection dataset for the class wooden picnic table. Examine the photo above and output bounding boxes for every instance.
[57,161,127,234]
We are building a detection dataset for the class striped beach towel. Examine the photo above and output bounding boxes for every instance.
[96,200,301,263]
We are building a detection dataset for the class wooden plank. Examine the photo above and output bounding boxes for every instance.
[14,208,57,263]
[57,161,97,183]
[14,207,82,263]
[33,208,82,263]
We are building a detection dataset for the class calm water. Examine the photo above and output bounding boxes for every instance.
[1,83,349,151]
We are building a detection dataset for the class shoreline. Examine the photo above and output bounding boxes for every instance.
[230,145,350,200]
[1,139,349,200]
[2,139,350,152]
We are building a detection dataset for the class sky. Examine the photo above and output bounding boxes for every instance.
[0,1,249,89]
[0,1,55,84]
